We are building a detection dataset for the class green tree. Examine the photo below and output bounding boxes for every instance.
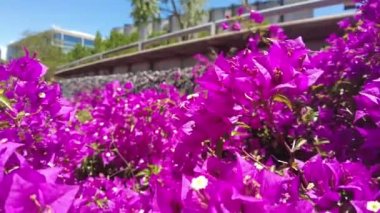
[130,0,160,39]
[67,44,92,61]
[130,0,160,25]
[93,31,105,54]
[105,30,129,49]
[159,0,207,29]
[65,30,139,61]
[104,30,139,49]
[125,31,139,43]
[129,0,207,33]
[180,0,207,28]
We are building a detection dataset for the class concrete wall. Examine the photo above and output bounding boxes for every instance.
[209,8,225,22]
[169,15,181,32]
[258,1,281,23]
[111,57,197,75]
[113,65,129,74]
[153,58,181,71]
[152,19,165,32]
[130,62,150,72]
[98,69,110,75]
[306,40,326,50]
[182,57,197,68]
[284,0,313,22]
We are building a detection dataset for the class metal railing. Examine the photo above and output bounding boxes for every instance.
[57,0,346,71]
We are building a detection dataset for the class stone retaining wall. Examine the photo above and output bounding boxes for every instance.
[58,67,199,97]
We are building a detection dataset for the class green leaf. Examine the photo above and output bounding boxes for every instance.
[292,138,307,152]
[311,84,324,92]
[231,130,239,137]
[273,94,292,110]
[0,89,12,110]
[95,198,107,208]
[236,121,251,129]
[90,143,101,151]
[17,111,26,119]
[76,109,92,123]
[301,107,319,123]
[136,169,150,177]
[314,139,330,146]
[148,164,161,175]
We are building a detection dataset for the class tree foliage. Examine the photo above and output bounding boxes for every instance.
[130,0,207,29]
[168,0,207,28]
[93,31,105,53]
[130,0,160,25]
[66,30,139,62]
[67,44,92,61]
[105,30,138,49]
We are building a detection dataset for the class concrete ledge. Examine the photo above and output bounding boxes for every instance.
[56,13,354,78]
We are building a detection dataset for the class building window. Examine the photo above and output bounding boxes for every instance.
[84,39,94,47]
[54,33,61,40]
[52,33,63,45]
[63,34,82,46]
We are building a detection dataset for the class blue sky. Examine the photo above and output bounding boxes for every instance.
[0,0,345,59]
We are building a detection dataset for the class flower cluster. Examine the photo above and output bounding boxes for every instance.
[220,6,264,31]
[0,0,379,212]
[0,51,79,212]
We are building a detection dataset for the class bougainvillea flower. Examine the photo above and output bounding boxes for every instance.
[250,10,264,23]
[232,22,241,31]
[2,167,78,213]
[0,64,10,81]
[0,0,378,211]
[8,50,47,82]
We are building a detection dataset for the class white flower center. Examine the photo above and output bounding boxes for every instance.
[254,162,264,170]
[186,93,199,100]
[38,92,46,99]
[190,175,208,191]
[367,201,380,212]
